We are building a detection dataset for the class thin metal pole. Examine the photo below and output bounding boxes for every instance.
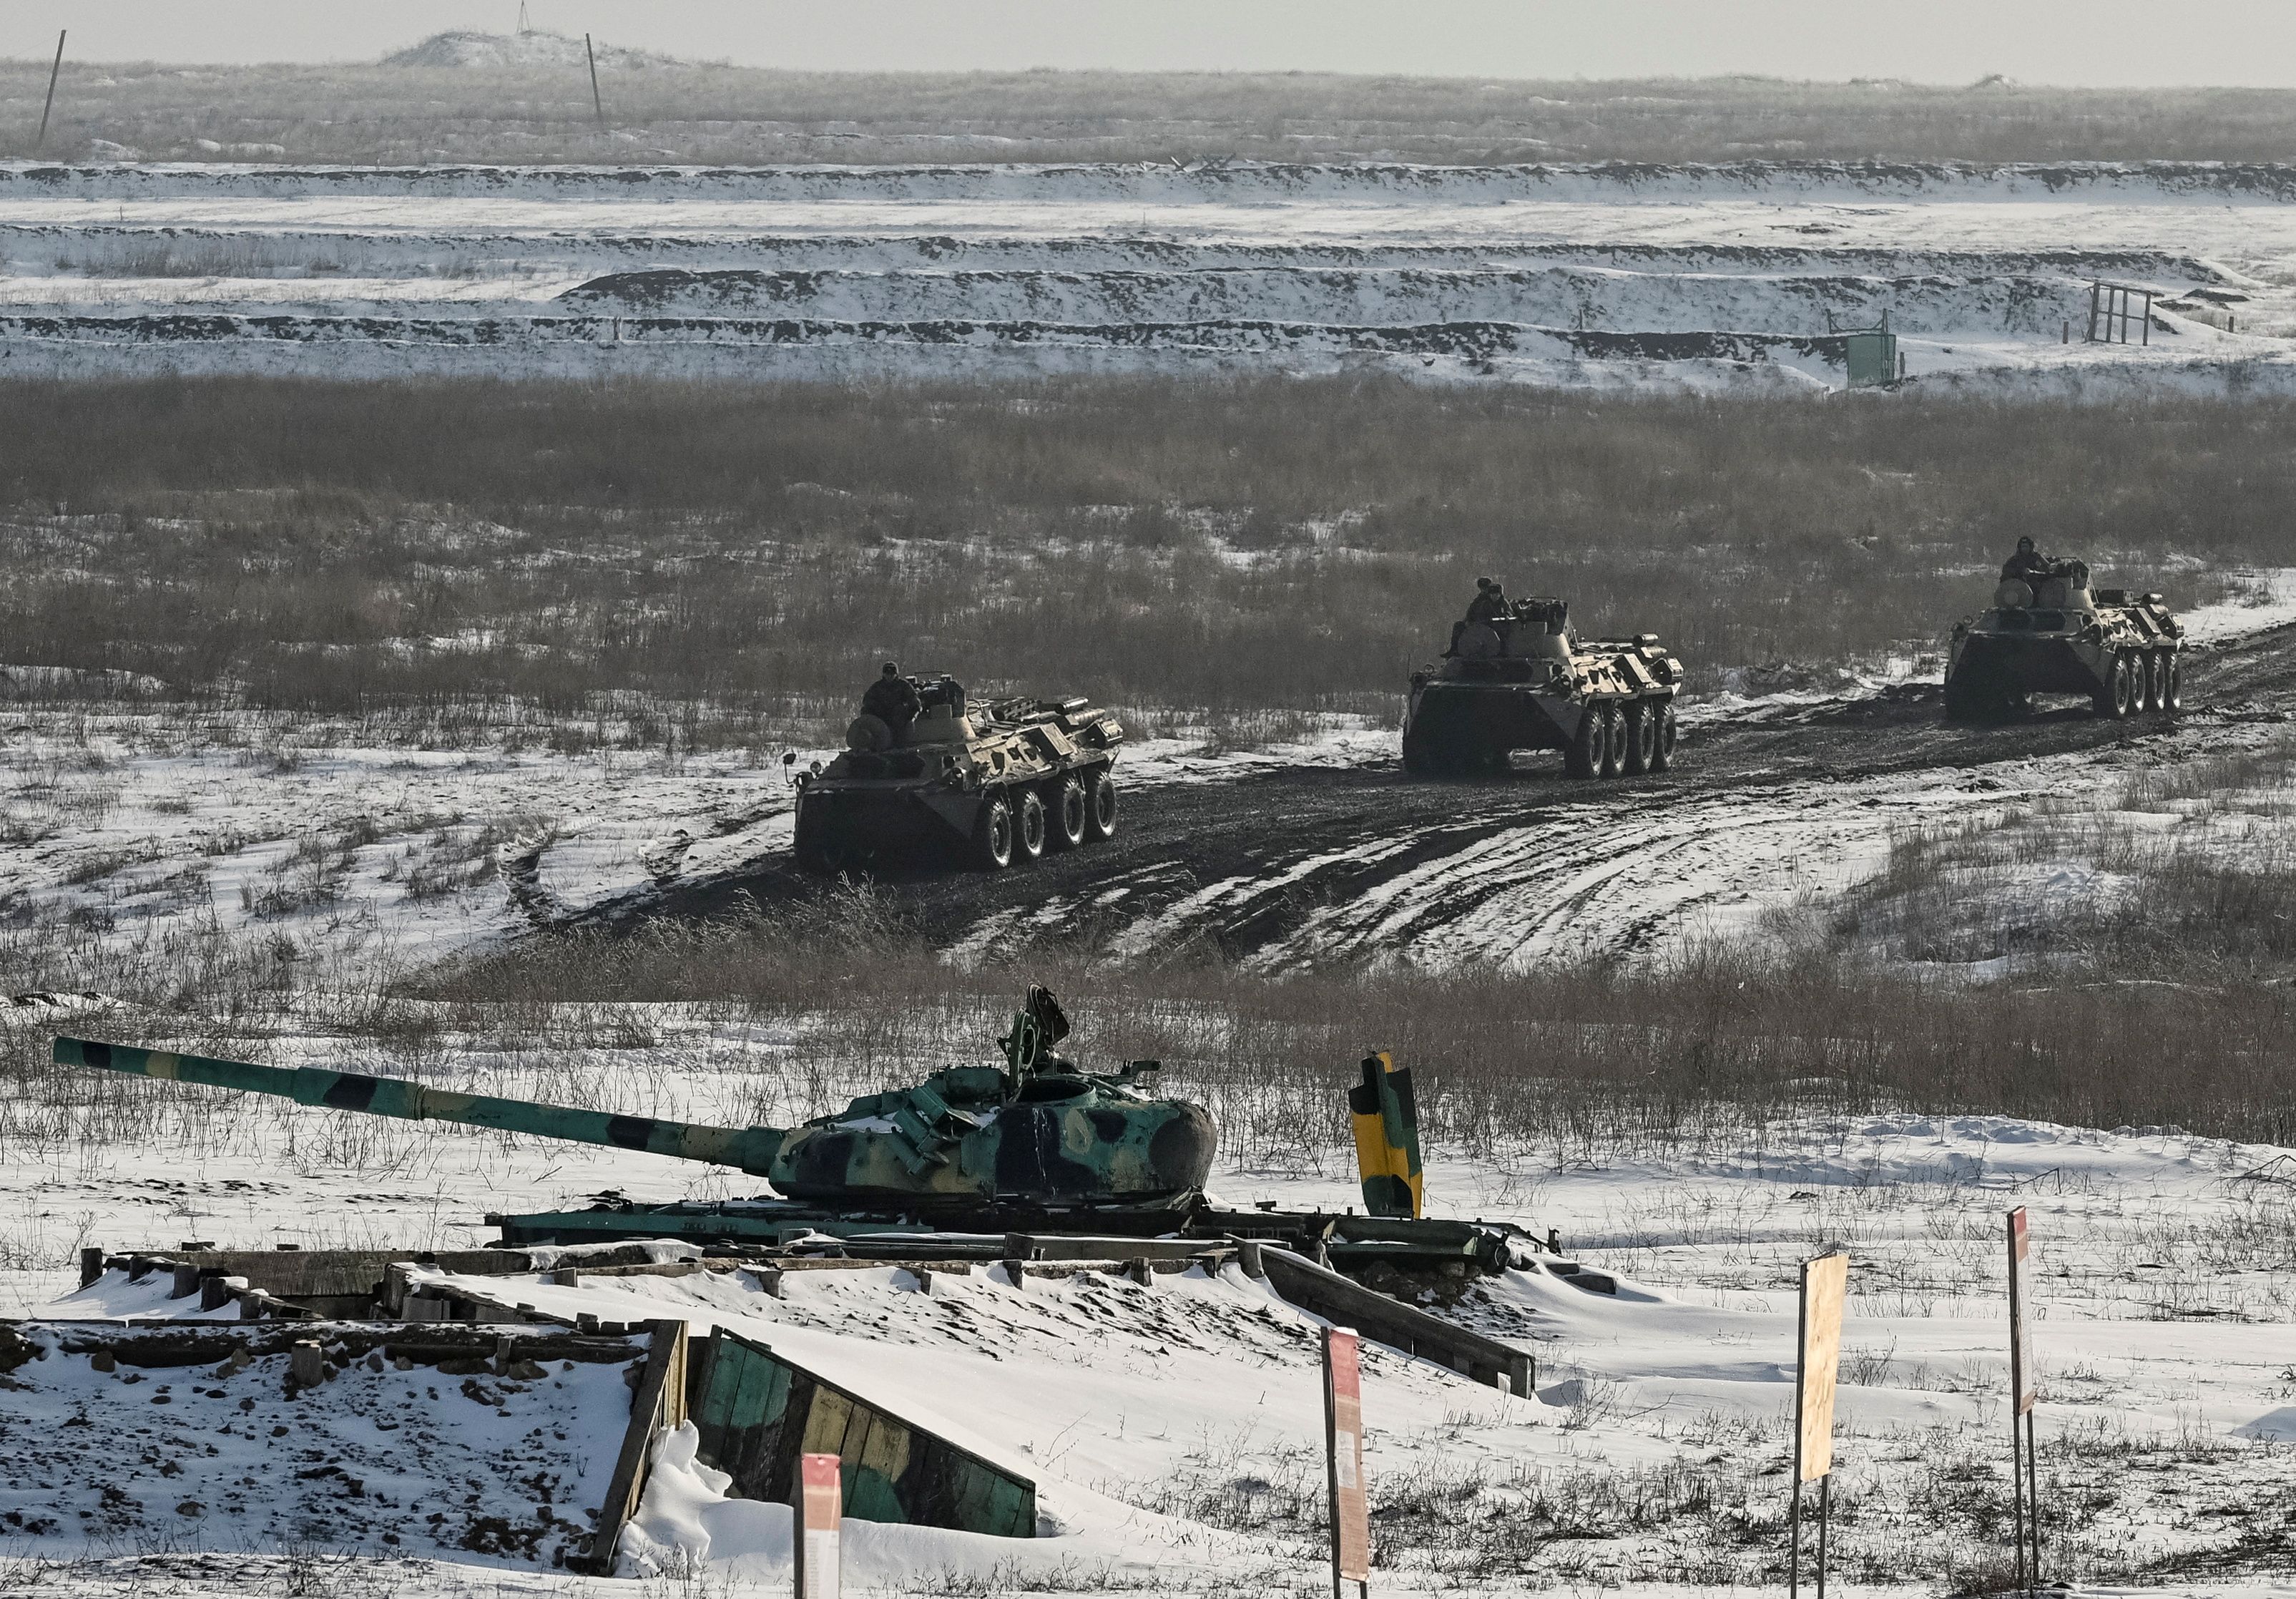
[1815,1475,1830,1599]
[36,30,66,153]
[586,34,605,128]
[2142,290,2152,347]
[1788,1483,1802,1599]
[2025,1407,2044,1593]
[2011,1412,2028,1594]
[2087,281,2100,343]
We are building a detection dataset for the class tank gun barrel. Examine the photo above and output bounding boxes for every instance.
[53,1036,785,1175]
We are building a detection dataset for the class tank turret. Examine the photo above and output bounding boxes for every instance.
[55,988,1215,1211]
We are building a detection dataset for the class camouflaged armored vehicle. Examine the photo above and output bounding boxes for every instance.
[53,987,1545,1284]
[793,675,1123,873]
[1946,562,2184,723]
[55,988,1214,1215]
[1405,597,1684,778]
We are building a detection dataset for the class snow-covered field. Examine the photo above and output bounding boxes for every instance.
[9,1090,2295,1595]
[4,160,2295,390]
[6,574,2293,990]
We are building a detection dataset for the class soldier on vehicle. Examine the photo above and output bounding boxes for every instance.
[860,662,922,733]
[1448,577,1508,654]
[2001,537,2053,588]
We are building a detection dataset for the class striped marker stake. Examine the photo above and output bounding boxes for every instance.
[2007,1208,2043,1597]
[794,1452,840,1599]
[1323,1327,1370,1599]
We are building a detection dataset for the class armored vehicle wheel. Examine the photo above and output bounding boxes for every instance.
[2162,652,2182,713]
[1084,768,1119,842]
[1401,731,1441,777]
[1622,703,1657,776]
[792,808,849,876]
[2098,652,2136,720]
[1015,788,1049,861]
[972,795,1016,870]
[1564,706,1600,778]
[1596,703,1627,778]
[1649,701,1678,773]
[2147,651,2171,713]
[1048,776,1089,850]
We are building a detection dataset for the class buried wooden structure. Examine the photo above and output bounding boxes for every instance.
[59,1236,1542,1573]
[690,1330,1036,1539]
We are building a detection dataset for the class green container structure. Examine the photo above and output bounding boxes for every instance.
[1833,310,1898,388]
[689,1331,1036,1538]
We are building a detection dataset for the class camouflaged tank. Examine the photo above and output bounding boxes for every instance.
[53,989,1216,1212]
[1946,563,2184,723]
[1405,597,1684,778]
[794,677,1124,873]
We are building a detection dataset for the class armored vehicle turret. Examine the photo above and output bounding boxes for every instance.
[1946,562,2184,723]
[795,675,1123,873]
[1405,597,1684,778]
[55,988,1214,1213]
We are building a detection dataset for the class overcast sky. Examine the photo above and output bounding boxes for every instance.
[9,1,2296,87]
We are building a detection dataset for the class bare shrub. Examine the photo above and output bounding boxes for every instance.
[0,379,2277,730]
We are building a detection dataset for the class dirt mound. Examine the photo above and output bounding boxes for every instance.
[379,29,687,70]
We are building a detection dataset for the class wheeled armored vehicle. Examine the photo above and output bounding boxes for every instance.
[794,678,1123,872]
[1404,597,1684,778]
[1946,564,2183,723]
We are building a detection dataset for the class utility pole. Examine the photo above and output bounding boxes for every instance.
[36,30,66,154]
[586,34,604,129]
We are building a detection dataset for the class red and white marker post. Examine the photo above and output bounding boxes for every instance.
[2007,1207,2043,1596]
[1323,1326,1370,1599]
[794,1452,840,1599]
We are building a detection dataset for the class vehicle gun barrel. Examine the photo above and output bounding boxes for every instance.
[53,1036,785,1175]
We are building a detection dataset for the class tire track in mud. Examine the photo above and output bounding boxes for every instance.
[641,625,2296,967]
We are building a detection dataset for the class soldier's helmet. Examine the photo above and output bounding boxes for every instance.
[882,661,900,676]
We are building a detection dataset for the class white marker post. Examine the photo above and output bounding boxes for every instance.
[1323,1326,1370,1599]
[1790,1249,1850,1599]
[793,1452,840,1599]
[2007,1207,2042,1596]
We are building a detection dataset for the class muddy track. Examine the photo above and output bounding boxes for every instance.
[641,624,2296,966]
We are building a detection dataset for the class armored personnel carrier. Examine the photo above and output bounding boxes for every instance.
[1405,597,1684,778]
[1946,562,2184,723]
[794,677,1123,873]
[52,988,1537,1281]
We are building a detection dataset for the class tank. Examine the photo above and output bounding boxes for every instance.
[1945,563,2184,723]
[795,678,1124,872]
[54,987,1215,1213]
[53,989,1548,1282]
[1404,597,1684,778]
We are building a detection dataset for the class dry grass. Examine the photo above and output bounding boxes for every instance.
[0,378,2275,728]
[408,904,2296,1155]
[1822,735,2296,979]
[11,60,2296,165]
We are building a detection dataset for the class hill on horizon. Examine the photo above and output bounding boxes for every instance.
[379,29,693,71]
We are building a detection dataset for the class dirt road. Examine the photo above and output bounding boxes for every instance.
[640,623,2295,967]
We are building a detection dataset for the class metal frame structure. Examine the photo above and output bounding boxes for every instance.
[2086,282,2153,346]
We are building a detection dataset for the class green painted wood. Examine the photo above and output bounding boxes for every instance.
[690,1331,1034,1538]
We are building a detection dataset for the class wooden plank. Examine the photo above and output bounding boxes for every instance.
[585,1319,687,1575]
[1259,1247,1534,1396]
